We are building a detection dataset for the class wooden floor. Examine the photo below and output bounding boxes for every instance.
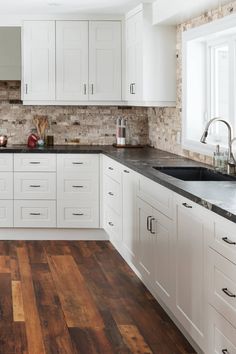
[0,240,196,354]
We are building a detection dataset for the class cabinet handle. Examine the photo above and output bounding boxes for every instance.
[222,288,236,298]
[30,213,41,216]
[182,202,193,209]
[30,161,40,165]
[222,350,229,354]
[29,185,41,188]
[72,185,84,188]
[108,192,114,196]
[129,83,132,94]
[91,84,94,95]
[108,167,114,171]
[108,222,114,227]
[72,162,83,165]
[131,83,136,94]
[83,83,87,95]
[25,84,28,94]
[73,213,84,216]
[147,216,152,231]
[222,237,236,245]
[150,217,156,234]
[124,170,130,173]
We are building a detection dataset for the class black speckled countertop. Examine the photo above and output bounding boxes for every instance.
[1,144,236,224]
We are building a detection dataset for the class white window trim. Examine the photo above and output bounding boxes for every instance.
[182,13,236,156]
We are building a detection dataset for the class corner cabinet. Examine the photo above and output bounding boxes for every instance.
[23,20,122,103]
[125,4,176,106]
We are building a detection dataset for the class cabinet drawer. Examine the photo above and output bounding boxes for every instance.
[208,305,236,354]
[0,200,13,228]
[103,156,122,184]
[57,154,99,173]
[138,175,173,218]
[57,201,99,228]
[104,206,122,243]
[208,216,236,265]
[14,200,56,228]
[14,173,56,200]
[0,172,13,199]
[57,173,99,201]
[208,248,236,328]
[0,154,13,171]
[104,175,122,215]
[14,154,56,172]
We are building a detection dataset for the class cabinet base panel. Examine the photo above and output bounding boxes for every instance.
[0,228,108,240]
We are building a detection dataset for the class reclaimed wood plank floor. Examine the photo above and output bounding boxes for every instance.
[0,241,196,354]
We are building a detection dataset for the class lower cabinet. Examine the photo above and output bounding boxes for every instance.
[14,200,56,228]
[136,197,174,309]
[174,195,208,351]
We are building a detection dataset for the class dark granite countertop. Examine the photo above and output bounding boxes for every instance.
[1,144,236,223]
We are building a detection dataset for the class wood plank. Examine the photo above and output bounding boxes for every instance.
[12,280,25,322]
[0,255,11,272]
[47,255,104,328]
[118,325,153,354]
[17,246,46,354]
[32,262,76,354]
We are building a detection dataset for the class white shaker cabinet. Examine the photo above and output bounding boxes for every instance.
[174,195,208,351]
[23,21,55,101]
[56,21,89,101]
[89,21,122,101]
[125,4,176,106]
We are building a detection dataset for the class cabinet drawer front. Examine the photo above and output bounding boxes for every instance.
[57,173,99,201]
[208,248,236,328]
[0,154,13,171]
[103,156,122,183]
[0,200,13,228]
[57,201,99,228]
[57,154,99,173]
[0,173,13,199]
[208,306,236,354]
[14,154,56,172]
[138,175,173,218]
[14,200,56,228]
[14,173,56,200]
[104,206,122,242]
[104,175,122,215]
[209,216,236,265]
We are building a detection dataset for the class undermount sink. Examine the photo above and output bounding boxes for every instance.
[153,166,236,181]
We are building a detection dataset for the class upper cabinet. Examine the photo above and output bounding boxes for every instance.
[89,21,122,101]
[23,20,122,104]
[125,4,176,106]
[23,21,56,100]
[56,21,89,101]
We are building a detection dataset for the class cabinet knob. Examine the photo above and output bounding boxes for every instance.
[124,170,130,174]
[108,167,114,171]
[108,222,114,227]
[108,192,114,196]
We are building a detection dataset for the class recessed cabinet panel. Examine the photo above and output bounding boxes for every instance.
[0,201,13,228]
[0,173,13,199]
[56,21,89,100]
[0,154,13,171]
[23,21,55,100]
[14,154,56,172]
[89,21,122,101]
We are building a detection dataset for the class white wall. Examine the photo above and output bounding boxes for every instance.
[0,27,21,80]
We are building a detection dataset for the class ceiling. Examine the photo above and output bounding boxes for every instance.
[0,0,153,15]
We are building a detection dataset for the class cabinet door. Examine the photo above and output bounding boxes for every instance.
[175,198,206,350]
[122,168,138,263]
[23,21,55,100]
[56,21,89,101]
[136,198,153,281]
[125,12,142,101]
[89,21,121,101]
[153,208,174,309]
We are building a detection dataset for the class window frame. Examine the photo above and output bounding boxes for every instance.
[182,14,236,156]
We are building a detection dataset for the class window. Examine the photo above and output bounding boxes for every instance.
[182,16,236,155]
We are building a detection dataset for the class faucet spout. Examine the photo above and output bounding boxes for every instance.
[200,117,236,174]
